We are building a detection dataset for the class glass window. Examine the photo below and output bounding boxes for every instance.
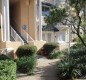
[58,32,65,41]
[42,33,45,40]
[48,33,51,42]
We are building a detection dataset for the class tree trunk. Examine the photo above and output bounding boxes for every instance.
[77,33,86,47]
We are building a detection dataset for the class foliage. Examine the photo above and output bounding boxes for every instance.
[17,56,37,74]
[0,54,10,60]
[70,43,83,49]
[43,43,58,56]
[68,0,86,10]
[69,47,86,75]
[49,50,63,59]
[0,60,16,80]
[45,7,67,25]
[57,59,81,80]
[62,46,86,76]
[75,35,86,43]
[16,44,37,57]
[45,0,86,47]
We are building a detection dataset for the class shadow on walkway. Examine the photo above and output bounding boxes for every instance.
[17,56,60,80]
[34,61,58,80]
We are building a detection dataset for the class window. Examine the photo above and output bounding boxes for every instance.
[42,33,46,40]
[47,33,51,42]
[42,6,50,16]
[58,32,65,42]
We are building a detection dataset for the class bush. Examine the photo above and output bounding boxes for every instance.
[0,60,16,80]
[0,54,10,60]
[71,43,83,49]
[16,44,37,57]
[43,43,58,56]
[57,59,81,80]
[69,47,86,75]
[17,56,37,74]
[49,50,63,59]
[62,47,86,77]
[75,34,86,43]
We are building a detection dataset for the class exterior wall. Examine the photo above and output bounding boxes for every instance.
[29,41,46,50]
[0,42,22,53]
[42,0,57,5]
[0,0,2,41]
[0,42,22,58]
[10,1,21,33]
[10,0,36,40]
[20,0,29,31]
[28,0,36,40]
[42,31,58,42]
[42,28,75,43]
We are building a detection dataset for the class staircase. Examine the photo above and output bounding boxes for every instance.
[10,26,34,44]
[10,26,25,45]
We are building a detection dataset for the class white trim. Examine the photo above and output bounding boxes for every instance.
[34,0,37,40]
[1,14,3,41]
[7,0,10,41]
[4,6,6,41]
[39,0,42,40]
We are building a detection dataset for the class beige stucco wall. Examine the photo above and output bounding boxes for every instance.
[28,0,36,40]
[20,0,29,32]
[10,1,21,33]
[29,41,46,50]
[10,0,36,40]
[0,42,22,53]
[0,42,22,58]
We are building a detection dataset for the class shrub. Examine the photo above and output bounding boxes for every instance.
[69,47,86,75]
[75,34,86,43]
[62,47,86,76]
[57,59,81,80]
[49,50,63,59]
[17,56,37,74]
[70,43,83,49]
[16,44,37,57]
[0,60,16,80]
[43,43,58,56]
[0,54,10,60]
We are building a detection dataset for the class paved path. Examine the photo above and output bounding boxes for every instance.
[17,56,60,80]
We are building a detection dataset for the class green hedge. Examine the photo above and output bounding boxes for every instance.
[0,54,10,60]
[0,60,16,80]
[16,44,37,57]
[62,46,86,77]
[49,50,63,59]
[17,56,37,74]
[43,43,58,56]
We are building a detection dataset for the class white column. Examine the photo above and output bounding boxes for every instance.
[0,14,3,41]
[2,0,10,41]
[34,0,37,40]
[7,0,10,41]
[68,26,71,54]
[39,0,42,40]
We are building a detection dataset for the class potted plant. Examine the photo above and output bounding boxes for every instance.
[57,59,81,80]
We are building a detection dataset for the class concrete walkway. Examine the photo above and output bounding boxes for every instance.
[17,56,60,80]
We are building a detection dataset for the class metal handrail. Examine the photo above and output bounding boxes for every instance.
[22,30,34,42]
[11,18,34,42]
[10,26,24,45]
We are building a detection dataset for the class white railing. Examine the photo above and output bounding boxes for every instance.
[10,26,24,45]
[22,30,34,42]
